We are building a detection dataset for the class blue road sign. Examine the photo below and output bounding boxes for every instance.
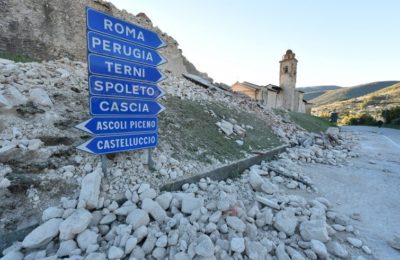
[86,7,166,49]
[75,117,158,135]
[87,32,167,66]
[77,132,158,154]
[90,96,166,116]
[89,75,165,100]
[88,54,166,83]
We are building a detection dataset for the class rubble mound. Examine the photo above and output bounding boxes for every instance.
[2,153,372,259]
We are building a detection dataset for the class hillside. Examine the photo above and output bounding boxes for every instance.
[297,85,341,101]
[312,82,400,123]
[310,81,399,105]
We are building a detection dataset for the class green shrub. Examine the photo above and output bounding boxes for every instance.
[342,114,377,126]
[382,106,400,124]
[391,117,400,125]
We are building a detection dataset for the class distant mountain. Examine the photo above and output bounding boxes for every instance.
[297,85,342,101]
[312,82,400,122]
[310,81,400,105]
[297,85,342,93]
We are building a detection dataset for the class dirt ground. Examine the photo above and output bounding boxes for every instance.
[292,126,400,259]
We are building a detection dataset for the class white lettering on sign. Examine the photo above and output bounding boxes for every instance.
[95,120,155,131]
[94,80,155,96]
[91,36,154,62]
[96,135,156,150]
[104,61,145,78]
[103,18,145,42]
[99,101,150,113]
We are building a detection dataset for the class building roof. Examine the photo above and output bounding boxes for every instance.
[182,73,215,89]
[241,81,262,90]
[265,84,282,92]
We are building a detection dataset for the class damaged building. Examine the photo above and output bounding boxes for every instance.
[232,50,309,113]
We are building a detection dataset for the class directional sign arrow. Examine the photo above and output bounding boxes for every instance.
[89,75,166,100]
[77,132,158,155]
[90,96,166,116]
[88,54,167,83]
[75,117,158,135]
[87,31,167,66]
[86,7,166,49]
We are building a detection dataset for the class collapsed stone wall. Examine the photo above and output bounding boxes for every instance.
[0,0,205,77]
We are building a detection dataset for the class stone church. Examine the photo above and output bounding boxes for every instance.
[231,50,308,113]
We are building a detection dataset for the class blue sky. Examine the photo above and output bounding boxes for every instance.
[108,0,400,87]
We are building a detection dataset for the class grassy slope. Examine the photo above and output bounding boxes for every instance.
[159,96,281,163]
[0,51,36,63]
[310,81,399,105]
[288,112,334,133]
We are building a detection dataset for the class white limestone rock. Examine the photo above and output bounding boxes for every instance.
[76,229,98,251]
[59,209,92,240]
[141,198,167,222]
[260,180,279,194]
[124,237,137,254]
[255,195,280,210]
[195,235,214,257]
[29,88,53,107]
[276,243,291,260]
[156,192,173,210]
[78,169,102,209]
[85,253,107,260]
[249,170,264,191]
[310,239,328,259]
[326,241,348,258]
[274,208,298,236]
[126,209,150,230]
[181,195,204,214]
[226,216,246,232]
[299,219,329,242]
[347,237,362,248]
[22,218,63,249]
[108,246,124,259]
[0,251,24,260]
[42,207,64,221]
[57,240,78,257]
[100,213,116,225]
[217,120,234,136]
[230,237,245,253]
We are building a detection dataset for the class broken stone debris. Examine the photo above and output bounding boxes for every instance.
[4,155,372,259]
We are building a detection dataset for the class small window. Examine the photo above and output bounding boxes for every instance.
[283,66,289,73]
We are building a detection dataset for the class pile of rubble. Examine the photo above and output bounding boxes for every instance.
[282,128,359,167]
[2,160,372,259]
[0,56,302,198]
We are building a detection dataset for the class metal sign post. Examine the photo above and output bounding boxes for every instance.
[76,7,167,172]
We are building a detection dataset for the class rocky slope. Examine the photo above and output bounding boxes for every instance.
[0,0,208,79]
[0,55,304,234]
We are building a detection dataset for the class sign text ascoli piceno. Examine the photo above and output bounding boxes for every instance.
[95,119,156,131]
[93,79,155,96]
[91,35,154,62]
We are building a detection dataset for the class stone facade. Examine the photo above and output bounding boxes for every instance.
[0,0,206,78]
[231,50,308,113]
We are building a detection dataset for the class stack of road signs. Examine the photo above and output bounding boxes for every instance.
[76,7,167,155]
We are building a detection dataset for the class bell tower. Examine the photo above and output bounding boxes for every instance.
[279,49,298,111]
